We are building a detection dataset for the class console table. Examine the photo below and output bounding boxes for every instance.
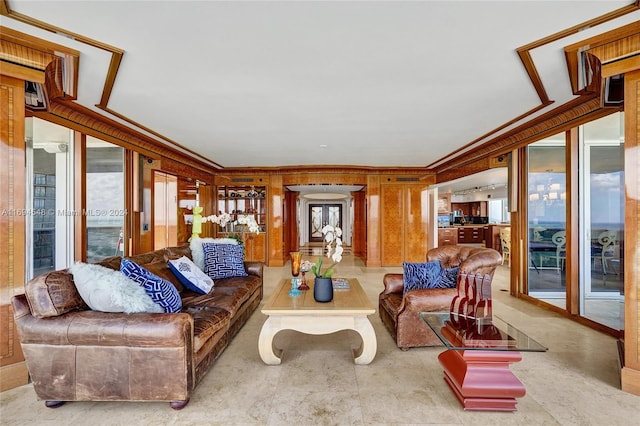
[421,312,547,412]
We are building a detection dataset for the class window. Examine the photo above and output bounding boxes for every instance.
[85,138,126,262]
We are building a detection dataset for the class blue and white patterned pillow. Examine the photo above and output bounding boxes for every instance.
[402,261,442,293]
[435,266,459,288]
[168,256,214,295]
[202,243,248,280]
[120,258,182,313]
[189,237,239,271]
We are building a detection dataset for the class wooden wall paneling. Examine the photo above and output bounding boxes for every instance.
[621,69,640,395]
[245,232,266,263]
[153,171,168,250]
[138,158,158,254]
[124,150,135,256]
[152,171,178,250]
[176,178,192,244]
[366,175,381,267]
[566,129,579,315]
[352,189,367,261]
[404,185,429,263]
[73,131,86,260]
[268,174,284,267]
[380,185,404,266]
[130,151,141,255]
[283,189,298,254]
[511,148,526,298]
[199,183,214,239]
[0,75,28,390]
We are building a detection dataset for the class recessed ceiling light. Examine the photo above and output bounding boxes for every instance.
[319,144,328,148]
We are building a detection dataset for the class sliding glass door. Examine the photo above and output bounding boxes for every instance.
[524,113,625,332]
[526,136,566,306]
[580,113,624,330]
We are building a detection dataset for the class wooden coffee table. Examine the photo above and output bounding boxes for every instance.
[258,278,377,365]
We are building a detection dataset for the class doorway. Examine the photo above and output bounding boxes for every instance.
[309,204,342,243]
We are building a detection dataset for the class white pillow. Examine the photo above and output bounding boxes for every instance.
[69,262,163,314]
[189,237,238,271]
[168,256,214,294]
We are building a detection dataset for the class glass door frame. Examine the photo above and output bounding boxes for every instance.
[577,113,625,332]
[579,138,624,301]
[525,138,568,302]
[24,118,75,281]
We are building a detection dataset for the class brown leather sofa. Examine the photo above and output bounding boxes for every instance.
[379,245,502,350]
[11,244,262,410]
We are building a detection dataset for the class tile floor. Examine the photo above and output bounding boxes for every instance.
[1,251,638,425]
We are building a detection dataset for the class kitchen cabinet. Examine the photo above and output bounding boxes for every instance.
[451,201,487,217]
[438,228,458,246]
[457,226,484,244]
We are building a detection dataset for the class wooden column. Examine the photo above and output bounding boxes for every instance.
[366,175,381,267]
[621,69,640,395]
[380,182,430,266]
[268,174,284,266]
[352,189,367,261]
[0,75,28,391]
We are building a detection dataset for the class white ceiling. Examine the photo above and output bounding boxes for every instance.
[3,1,636,179]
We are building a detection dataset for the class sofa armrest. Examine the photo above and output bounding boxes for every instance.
[402,288,457,313]
[244,261,263,278]
[382,273,404,295]
[459,249,503,276]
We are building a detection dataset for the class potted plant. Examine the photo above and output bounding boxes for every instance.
[311,225,343,302]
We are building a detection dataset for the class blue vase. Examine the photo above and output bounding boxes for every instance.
[313,277,333,303]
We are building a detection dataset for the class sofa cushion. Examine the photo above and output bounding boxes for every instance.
[25,269,88,318]
[181,305,230,352]
[120,259,182,313]
[403,260,442,292]
[436,266,460,288]
[95,255,122,271]
[142,259,184,293]
[169,256,214,294]
[214,274,262,295]
[189,237,239,271]
[164,244,193,261]
[182,286,250,317]
[202,243,248,280]
[69,262,163,314]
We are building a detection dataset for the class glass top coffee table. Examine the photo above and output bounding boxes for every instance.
[421,312,547,412]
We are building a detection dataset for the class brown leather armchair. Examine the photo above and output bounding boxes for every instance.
[379,245,503,350]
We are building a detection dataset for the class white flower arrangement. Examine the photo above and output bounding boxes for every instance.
[237,214,261,234]
[311,225,343,278]
[201,212,260,234]
[201,212,232,228]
